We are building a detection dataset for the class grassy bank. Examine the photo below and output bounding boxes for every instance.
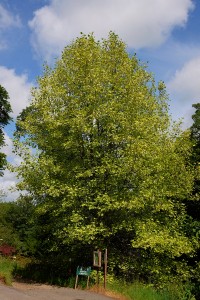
[0,255,30,285]
[0,257,196,300]
[107,280,196,300]
[0,256,17,285]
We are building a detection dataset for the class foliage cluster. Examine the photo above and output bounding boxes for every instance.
[0,198,37,255]
[0,256,17,285]
[0,85,12,176]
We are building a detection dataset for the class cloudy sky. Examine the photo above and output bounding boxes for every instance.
[0,0,200,201]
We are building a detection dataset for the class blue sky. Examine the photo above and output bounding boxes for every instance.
[0,0,200,201]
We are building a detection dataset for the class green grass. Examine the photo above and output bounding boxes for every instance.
[107,280,196,300]
[0,255,32,285]
[0,256,17,285]
[0,257,196,300]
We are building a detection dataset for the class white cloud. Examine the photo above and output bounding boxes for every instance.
[0,4,21,50]
[0,67,32,202]
[1,131,13,157]
[0,169,16,192]
[29,0,194,61]
[0,66,32,118]
[1,130,22,164]
[0,4,21,29]
[167,56,200,127]
[0,130,23,202]
[0,131,23,202]
[0,169,20,202]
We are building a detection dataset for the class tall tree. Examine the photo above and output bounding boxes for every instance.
[180,103,200,299]
[189,103,200,214]
[0,85,12,175]
[14,33,195,282]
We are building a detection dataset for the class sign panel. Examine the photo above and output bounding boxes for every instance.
[76,266,91,276]
[93,250,102,267]
[75,266,91,289]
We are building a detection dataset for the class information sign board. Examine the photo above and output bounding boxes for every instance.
[75,266,91,289]
[76,266,91,276]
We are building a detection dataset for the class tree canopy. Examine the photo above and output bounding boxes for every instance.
[14,33,195,282]
[0,85,12,175]
[191,103,200,164]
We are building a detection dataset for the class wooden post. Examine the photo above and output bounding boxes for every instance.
[97,267,99,291]
[104,248,107,290]
[87,275,90,289]
[75,275,78,289]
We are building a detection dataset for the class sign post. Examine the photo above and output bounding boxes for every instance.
[104,248,108,290]
[74,266,91,289]
[93,249,108,290]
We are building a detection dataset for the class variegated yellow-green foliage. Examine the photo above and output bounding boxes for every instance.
[14,33,195,264]
[0,85,12,175]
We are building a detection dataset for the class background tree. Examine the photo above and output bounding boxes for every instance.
[14,33,195,284]
[0,201,19,248]
[5,196,38,255]
[0,85,12,175]
[190,103,200,201]
[185,103,200,298]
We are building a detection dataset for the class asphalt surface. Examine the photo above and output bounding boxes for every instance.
[0,283,116,300]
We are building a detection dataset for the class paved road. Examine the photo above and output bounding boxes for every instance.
[0,284,116,300]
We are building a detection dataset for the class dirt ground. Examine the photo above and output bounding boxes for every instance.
[0,281,124,300]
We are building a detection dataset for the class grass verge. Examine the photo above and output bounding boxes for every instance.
[0,256,16,285]
[106,280,196,300]
[6,259,196,300]
[0,255,30,286]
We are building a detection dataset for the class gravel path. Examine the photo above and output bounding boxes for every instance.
[0,282,118,300]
